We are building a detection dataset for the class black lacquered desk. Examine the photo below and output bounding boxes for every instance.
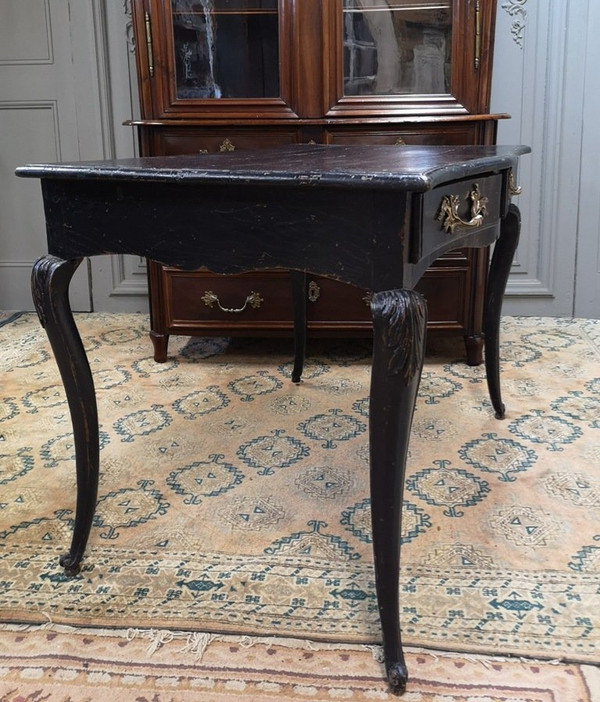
[17,144,529,693]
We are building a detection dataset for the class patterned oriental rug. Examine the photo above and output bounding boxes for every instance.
[1,624,598,702]
[1,313,599,665]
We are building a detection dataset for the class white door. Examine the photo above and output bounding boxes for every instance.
[0,1,146,313]
[0,0,95,310]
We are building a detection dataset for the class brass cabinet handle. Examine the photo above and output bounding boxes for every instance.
[437,183,488,235]
[201,290,263,313]
[144,12,154,77]
[474,1,481,69]
[394,137,407,146]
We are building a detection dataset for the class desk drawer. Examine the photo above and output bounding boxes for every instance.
[416,174,503,264]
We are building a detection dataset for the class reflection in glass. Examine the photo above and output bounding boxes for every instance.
[171,0,279,99]
[343,0,452,96]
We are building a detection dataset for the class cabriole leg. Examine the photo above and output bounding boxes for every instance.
[369,289,428,694]
[31,255,99,576]
[484,204,521,419]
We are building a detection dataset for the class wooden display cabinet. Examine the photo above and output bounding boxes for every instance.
[129,0,505,364]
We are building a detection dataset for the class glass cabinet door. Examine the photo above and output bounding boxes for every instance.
[142,0,294,118]
[171,0,280,99]
[343,0,452,96]
[326,0,486,116]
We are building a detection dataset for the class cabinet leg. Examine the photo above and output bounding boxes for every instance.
[484,204,521,419]
[370,289,427,694]
[464,334,484,366]
[31,255,99,576]
[150,330,169,363]
[290,271,307,383]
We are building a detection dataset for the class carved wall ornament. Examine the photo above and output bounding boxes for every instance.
[502,0,528,47]
[123,0,135,52]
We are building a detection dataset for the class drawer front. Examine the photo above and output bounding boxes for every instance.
[416,268,470,327]
[416,174,503,264]
[152,128,300,156]
[160,268,473,335]
[306,271,469,327]
[306,277,372,323]
[323,124,479,146]
[164,270,293,325]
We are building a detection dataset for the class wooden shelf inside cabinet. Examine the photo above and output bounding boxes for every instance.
[131,0,502,366]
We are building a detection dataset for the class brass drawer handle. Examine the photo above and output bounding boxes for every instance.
[437,183,488,234]
[394,137,407,146]
[201,290,263,313]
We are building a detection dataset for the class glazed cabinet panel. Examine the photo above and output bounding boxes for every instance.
[133,0,297,119]
[324,0,496,117]
[130,0,502,365]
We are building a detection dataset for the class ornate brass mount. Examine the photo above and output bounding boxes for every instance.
[307,280,320,302]
[219,138,235,152]
[508,169,522,196]
[198,138,235,155]
[201,290,263,314]
[437,183,488,235]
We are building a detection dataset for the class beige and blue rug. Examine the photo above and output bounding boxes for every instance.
[1,313,599,662]
[1,623,598,701]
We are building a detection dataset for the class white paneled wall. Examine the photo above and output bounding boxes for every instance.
[574,0,600,318]
[492,0,596,317]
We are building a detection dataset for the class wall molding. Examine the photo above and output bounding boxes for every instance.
[494,0,588,316]
[501,0,528,47]
[0,0,53,65]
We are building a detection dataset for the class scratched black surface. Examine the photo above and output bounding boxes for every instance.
[16,144,530,191]
[17,144,529,289]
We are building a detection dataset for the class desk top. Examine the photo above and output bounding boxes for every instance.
[16,144,529,192]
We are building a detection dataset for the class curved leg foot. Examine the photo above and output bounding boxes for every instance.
[59,552,82,577]
[370,289,427,695]
[290,271,307,383]
[31,255,99,575]
[387,660,409,695]
[484,204,521,419]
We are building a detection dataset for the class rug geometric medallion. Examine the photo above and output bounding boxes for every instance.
[1,312,599,663]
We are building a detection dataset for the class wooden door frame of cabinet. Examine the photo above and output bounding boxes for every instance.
[322,0,498,118]
[132,0,299,120]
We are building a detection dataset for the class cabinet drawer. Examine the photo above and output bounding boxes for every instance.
[153,128,300,156]
[323,124,479,146]
[164,270,293,327]
[306,271,469,328]
[306,277,372,323]
[416,268,469,328]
